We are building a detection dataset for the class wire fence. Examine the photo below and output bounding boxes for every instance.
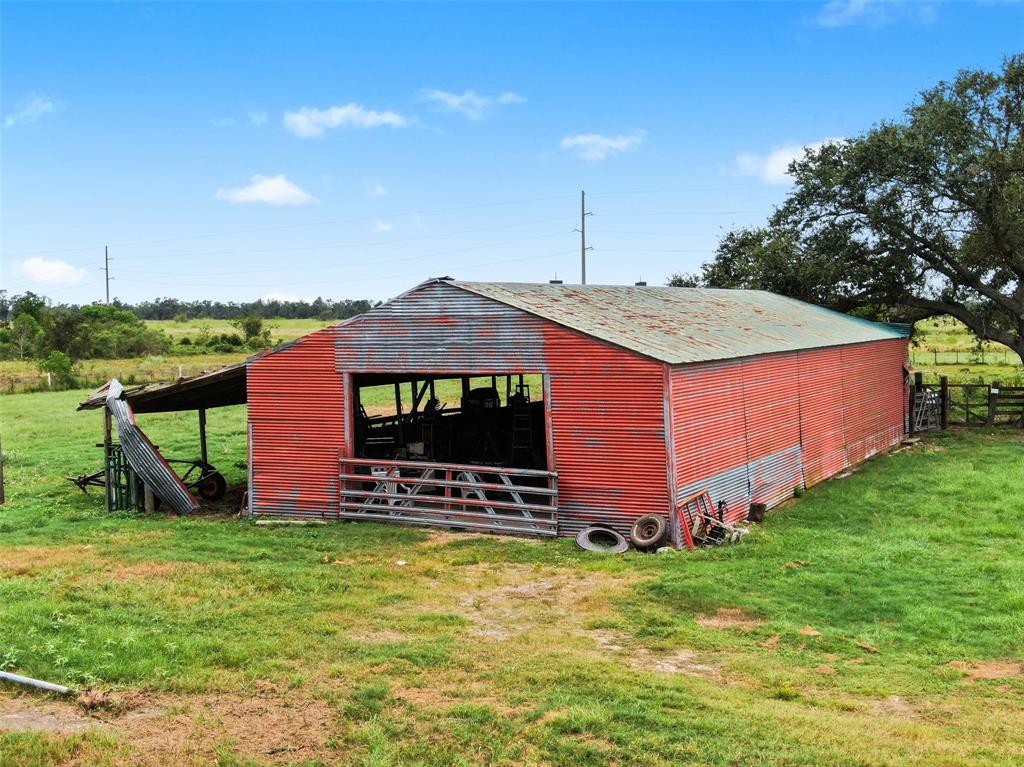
[910,349,1023,368]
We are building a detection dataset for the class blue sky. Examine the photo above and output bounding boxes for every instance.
[2,1,1021,304]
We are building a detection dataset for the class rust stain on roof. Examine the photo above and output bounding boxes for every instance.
[445,280,906,364]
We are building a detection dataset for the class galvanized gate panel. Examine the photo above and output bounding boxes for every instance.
[247,327,346,518]
[797,347,849,486]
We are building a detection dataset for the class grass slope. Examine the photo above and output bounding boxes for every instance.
[0,390,1023,765]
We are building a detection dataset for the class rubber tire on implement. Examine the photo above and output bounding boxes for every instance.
[196,471,227,501]
[575,526,629,554]
[630,514,669,550]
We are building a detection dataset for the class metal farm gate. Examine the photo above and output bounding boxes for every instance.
[338,457,558,536]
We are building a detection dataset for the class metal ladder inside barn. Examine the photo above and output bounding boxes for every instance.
[510,383,533,464]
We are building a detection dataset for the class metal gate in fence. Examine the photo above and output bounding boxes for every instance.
[910,374,1024,433]
[338,457,559,536]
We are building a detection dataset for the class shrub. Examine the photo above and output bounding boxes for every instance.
[38,351,77,389]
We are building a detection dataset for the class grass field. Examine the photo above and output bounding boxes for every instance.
[911,317,1023,384]
[1,389,1022,766]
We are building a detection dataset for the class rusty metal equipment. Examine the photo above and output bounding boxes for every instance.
[68,448,226,510]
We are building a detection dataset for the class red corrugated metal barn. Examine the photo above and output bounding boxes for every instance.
[246,279,909,543]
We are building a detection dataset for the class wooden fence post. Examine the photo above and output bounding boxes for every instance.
[987,381,1000,427]
[940,376,949,430]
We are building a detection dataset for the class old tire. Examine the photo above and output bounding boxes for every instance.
[196,471,227,501]
[575,526,629,554]
[630,514,669,550]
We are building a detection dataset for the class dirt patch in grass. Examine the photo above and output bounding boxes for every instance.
[453,564,631,641]
[587,629,719,678]
[0,683,338,766]
[948,660,1022,683]
[870,695,920,720]
[0,545,99,576]
[0,696,97,734]
[695,607,765,631]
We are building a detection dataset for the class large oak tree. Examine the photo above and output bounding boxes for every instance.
[671,55,1024,357]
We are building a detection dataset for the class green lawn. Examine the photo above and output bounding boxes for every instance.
[1,391,1023,766]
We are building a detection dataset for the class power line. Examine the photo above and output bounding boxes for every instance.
[112,231,568,278]
[573,190,592,284]
[114,249,574,289]
[103,216,571,264]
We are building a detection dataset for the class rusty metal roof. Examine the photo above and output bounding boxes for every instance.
[445,280,906,364]
[78,361,246,413]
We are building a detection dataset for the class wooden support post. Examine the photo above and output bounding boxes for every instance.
[198,408,208,464]
[939,376,949,430]
[394,382,404,446]
[143,484,156,513]
[987,381,999,426]
[461,376,470,404]
[103,409,113,512]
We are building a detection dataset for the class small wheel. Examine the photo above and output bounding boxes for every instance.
[196,471,227,501]
[630,514,669,550]
[575,525,629,554]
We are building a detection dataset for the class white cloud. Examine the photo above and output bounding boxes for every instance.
[559,130,646,162]
[417,89,526,120]
[373,219,394,233]
[283,103,408,137]
[215,174,316,205]
[813,0,937,27]
[248,110,268,126]
[366,180,387,198]
[4,94,61,128]
[18,257,86,285]
[734,138,844,184]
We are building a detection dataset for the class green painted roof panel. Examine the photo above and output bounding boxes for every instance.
[448,281,906,365]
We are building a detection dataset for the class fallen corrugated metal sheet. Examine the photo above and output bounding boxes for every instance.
[105,379,198,515]
[452,280,906,364]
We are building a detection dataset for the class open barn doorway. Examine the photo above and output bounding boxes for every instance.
[342,373,558,536]
[351,373,549,470]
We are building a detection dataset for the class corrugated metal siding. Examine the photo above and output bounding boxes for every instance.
[542,323,669,537]
[840,340,907,466]
[332,282,671,536]
[247,327,345,517]
[741,353,804,510]
[670,338,909,523]
[797,347,849,486]
[336,282,549,372]
[671,359,751,524]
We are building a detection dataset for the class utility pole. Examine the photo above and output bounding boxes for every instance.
[574,190,592,284]
[104,246,111,304]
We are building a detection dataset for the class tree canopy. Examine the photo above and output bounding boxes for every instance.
[671,55,1024,355]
